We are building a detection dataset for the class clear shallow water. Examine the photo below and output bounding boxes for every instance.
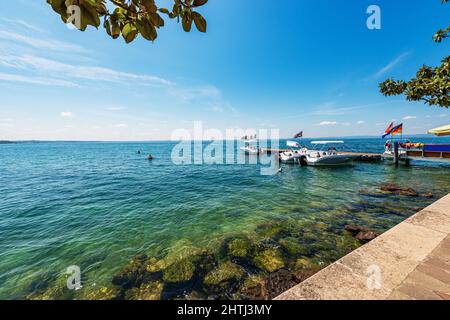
[0,138,449,299]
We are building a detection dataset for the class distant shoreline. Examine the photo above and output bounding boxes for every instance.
[1,134,446,144]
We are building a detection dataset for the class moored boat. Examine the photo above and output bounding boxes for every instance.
[279,141,308,164]
[305,141,357,166]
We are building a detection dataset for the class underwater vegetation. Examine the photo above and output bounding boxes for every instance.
[23,183,439,300]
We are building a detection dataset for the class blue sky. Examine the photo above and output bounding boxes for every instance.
[0,0,449,140]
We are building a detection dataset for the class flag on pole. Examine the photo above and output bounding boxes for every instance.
[391,123,403,136]
[382,122,394,139]
[294,131,303,139]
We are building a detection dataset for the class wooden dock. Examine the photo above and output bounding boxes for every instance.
[338,152,383,162]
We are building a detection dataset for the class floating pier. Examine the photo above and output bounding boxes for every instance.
[275,194,450,300]
[338,152,382,162]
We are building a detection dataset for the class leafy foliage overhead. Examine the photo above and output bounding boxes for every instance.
[379,0,449,108]
[47,0,208,43]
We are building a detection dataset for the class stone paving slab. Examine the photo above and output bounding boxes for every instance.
[275,194,450,300]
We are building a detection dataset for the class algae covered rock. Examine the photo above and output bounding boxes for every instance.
[145,257,165,273]
[255,223,282,239]
[278,237,310,256]
[263,269,299,299]
[253,248,285,273]
[294,258,313,269]
[239,275,268,300]
[163,258,196,283]
[83,286,119,300]
[112,254,149,289]
[204,261,245,286]
[227,237,253,258]
[26,272,75,300]
[345,225,379,243]
[124,281,164,300]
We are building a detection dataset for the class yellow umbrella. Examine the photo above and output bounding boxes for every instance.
[428,124,450,136]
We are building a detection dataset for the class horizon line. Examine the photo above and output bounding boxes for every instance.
[1,133,443,143]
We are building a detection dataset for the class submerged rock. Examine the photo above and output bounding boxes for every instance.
[240,270,300,300]
[263,270,299,299]
[112,254,150,289]
[227,237,254,258]
[84,286,119,300]
[421,193,434,199]
[294,268,320,283]
[145,257,165,274]
[253,248,285,273]
[345,225,379,243]
[162,258,196,283]
[379,183,419,197]
[204,261,245,286]
[355,230,379,243]
[255,223,282,239]
[240,275,268,300]
[125,281,164,300]
[293,258,314,270]
[278,237,310,256]
[26,273,75,300]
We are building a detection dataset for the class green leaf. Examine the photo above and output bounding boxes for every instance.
[192,11,206,32]
[122,23,138,43]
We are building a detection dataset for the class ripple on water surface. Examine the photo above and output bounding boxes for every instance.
[0,139,449,299]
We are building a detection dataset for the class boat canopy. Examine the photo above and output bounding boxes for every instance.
[286,141,300,148]
[311,140,344,145]
[428,124,450,137]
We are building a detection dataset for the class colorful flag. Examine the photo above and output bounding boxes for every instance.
[391,123,403,136]
[294,131,303,139]
[382,122,394,139]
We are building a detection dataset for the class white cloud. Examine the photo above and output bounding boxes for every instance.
[374,52,409,78]
[0,18,45,33]
[0,72,79,87]
[168,85,221,102]
[312,101,362,116]
[113,124,128,128]
[105,106,126,111]
[60,111,73,118]
[0,30,86,53]
[318,121,338,126]
[357,120,365,125]
[0,54,173,87]
[403,115,417,120]
[0,117,14,129]
[341,122,351,126]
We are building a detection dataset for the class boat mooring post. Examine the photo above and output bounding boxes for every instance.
[393,141,399,166]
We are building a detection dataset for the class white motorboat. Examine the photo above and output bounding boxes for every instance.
[305,141,357,166]
[280,141,308,164]
[381,139,410,163]
[240,139,263,155]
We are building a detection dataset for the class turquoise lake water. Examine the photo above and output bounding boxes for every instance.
[0,138,449,299]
